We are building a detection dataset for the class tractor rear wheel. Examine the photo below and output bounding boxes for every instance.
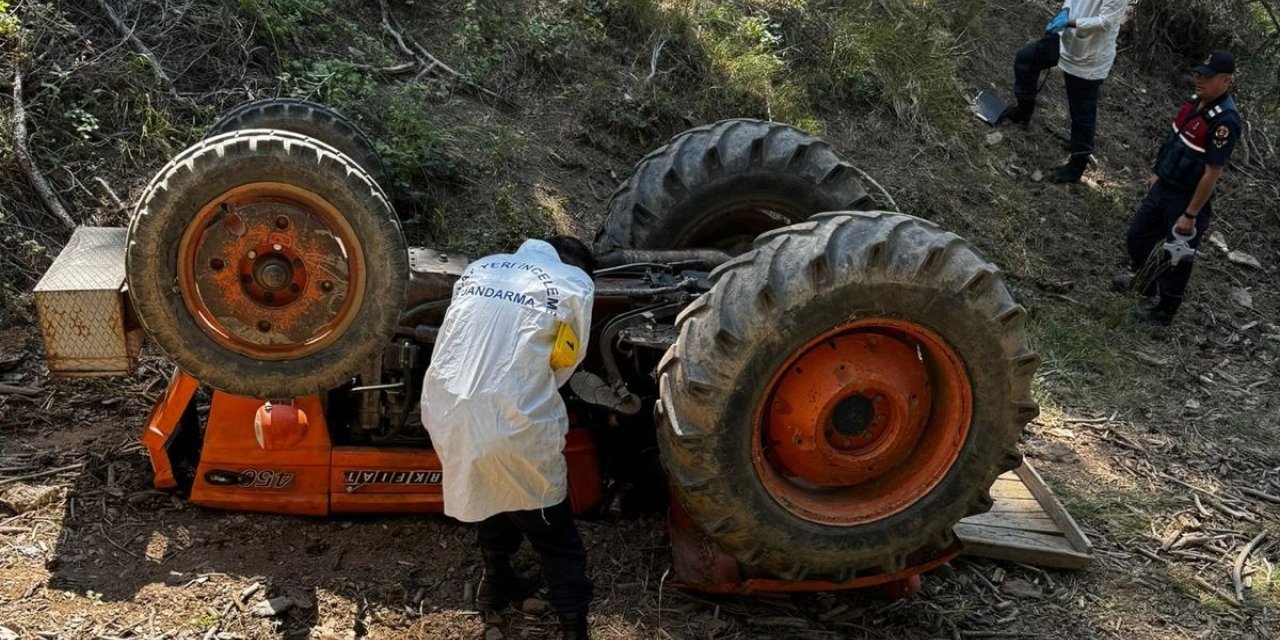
[126,130,407,399]
[594,119,874,254]
[657,211,1038,580]
[208,98,391,192]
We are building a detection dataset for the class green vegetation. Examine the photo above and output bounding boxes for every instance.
[0,0,19,39]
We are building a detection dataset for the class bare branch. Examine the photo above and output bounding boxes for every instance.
[95,0,180,99]
[10,69,76,231]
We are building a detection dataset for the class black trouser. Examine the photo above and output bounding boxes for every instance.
[477,500,592,616]
[1014,34,1104,171]
[1125,180,1213,315]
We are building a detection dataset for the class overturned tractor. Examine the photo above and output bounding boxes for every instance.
[35,100,1038,595]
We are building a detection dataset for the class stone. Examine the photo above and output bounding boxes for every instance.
[520,598,549,615]
[1227,251,1262,269]
[1230,287,1254,309]
[1208,232,1229,253]
[985,131,1005,146]
[1027,441,1079,464]
[0,626,18,640]
[1001,578,1043,599]
[250,596,295,617]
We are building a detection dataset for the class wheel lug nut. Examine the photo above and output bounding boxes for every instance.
[247,250,257,259]
[263,291,275,303]
[209,258,225,271]
[320,280,334,292]
[288,283,301,293]
[257,321,271,332]
[272,244,283,251]
[876,414,886,424]
[274,215,289,230]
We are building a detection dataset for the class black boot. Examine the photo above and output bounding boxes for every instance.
[1110,269,1136,293]
[558,611,590,640]
[1002,99,1035,125]
[475,552,542,612]
[1047,162,1086,184]
[1131,305,1174,326]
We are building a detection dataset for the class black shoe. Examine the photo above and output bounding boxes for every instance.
[1132,306,1174,327]
[1110,270,1135,293]
[1047,164,1084,184]
[558,611,590,640]
[1002,101,1034,125]
[475,553,543,612]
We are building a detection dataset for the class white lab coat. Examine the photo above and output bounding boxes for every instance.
[1059,0,1128,81]
[420,240,594,523]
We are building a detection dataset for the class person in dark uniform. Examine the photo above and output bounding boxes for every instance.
[1114,51,1242,325]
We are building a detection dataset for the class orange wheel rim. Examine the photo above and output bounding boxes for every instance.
[176,182,365,361]
[752,319,972,526]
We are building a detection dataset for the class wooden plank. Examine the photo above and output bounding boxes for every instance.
[962,510,1062,534]
[955,522,1093,570]
[986,497,1043,513]
[989,476,1035,500]
[1016,461,1093,554]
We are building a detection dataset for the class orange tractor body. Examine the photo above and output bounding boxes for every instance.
[35,101,1035,598]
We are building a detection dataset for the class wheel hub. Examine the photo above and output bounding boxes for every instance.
[765,332,931,488]
[179,183,362,360]
[753,319,973,526]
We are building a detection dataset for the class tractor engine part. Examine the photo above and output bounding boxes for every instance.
[594,248,733,272]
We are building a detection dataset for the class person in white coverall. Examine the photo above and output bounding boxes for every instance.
[421,236,596,640]
[1004,0,1129,183]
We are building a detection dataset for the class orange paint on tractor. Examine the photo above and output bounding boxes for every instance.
[142,371,603,517]
[191,392,332,515]
[753,318,973,526]
[141,368,200,490]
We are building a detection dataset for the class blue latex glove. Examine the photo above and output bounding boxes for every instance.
[1045,8,1069,34]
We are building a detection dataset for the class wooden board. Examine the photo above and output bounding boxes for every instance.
[955,460,1094,570]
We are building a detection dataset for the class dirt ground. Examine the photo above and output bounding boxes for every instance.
[3,0,1280,638]
[1,325,1278,639]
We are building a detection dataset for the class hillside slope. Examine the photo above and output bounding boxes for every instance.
[1,1,1278,638]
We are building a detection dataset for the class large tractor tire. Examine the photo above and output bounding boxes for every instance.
[208,98,392,193]
[126,130,408,398]
[595,119,874,254]
[657,211,1039,580]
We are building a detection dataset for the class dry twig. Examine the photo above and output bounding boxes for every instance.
[0,383,41,396]
[10,70,76,230]
[1238,487,1280,503]
[1192,575,1242,608]
[0,462,85,486]
[375,0,515,108]
[1232,532,1266,602]
[94,0,180,99]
